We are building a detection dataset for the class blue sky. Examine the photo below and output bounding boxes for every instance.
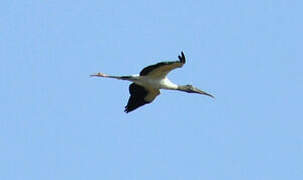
[1,0,303,179]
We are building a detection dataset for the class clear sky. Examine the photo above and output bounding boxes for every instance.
[1,0,303,179]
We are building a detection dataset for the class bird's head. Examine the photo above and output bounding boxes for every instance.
[179,85,214,98]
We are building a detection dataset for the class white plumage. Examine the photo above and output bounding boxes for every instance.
[91,51,214,113]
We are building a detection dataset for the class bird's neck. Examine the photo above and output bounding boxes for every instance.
[160,78,178,90]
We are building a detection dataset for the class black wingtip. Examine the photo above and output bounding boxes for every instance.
[124,107,131,113]
[178,51,186,64]
[124,105,130,113]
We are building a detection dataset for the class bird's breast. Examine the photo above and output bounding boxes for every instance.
[133,76,161,89]
[135,76,177,90]
[159,78,178,90]
[145,78,162,89]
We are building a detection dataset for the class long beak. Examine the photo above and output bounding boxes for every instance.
[193,87,215,98]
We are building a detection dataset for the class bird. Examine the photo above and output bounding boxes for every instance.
[91,51,214,113]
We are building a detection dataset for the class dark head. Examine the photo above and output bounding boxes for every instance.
[178,85,214,98]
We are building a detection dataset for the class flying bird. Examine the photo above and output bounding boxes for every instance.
[91,51,214,113]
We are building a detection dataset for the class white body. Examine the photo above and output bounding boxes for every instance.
[90,51,213,113]
[131,75,178,90]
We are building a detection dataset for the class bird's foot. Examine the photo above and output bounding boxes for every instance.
[90,72,107,77]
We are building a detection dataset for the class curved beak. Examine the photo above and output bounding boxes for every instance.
[192,87,215,98]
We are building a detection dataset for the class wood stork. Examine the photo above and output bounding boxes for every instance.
[91,51,214,113]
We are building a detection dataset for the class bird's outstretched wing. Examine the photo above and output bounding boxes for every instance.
[139,51,186,78]
[125,83,160,113]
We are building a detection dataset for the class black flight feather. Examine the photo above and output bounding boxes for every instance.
[124,83,150,113]
[140,51,186,76]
